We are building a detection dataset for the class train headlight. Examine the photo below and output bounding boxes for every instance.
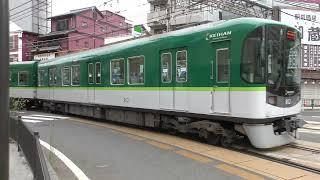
[268,96,277,105]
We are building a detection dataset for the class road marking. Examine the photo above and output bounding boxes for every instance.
[216,164,264,180]
[305,121,320,125]
[22,119,43,123]
[22,116,54,121]
[39,140,90,180]
[175,150,213,163]
[125,134,146,141]
[299,129,320,135]
[31,114,68,119]
[145,140,175,150]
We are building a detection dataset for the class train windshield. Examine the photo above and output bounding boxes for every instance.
[241,25,301,97]
[266,26,301,96]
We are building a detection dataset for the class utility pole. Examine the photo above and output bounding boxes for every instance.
[0,0,9,179]
[166,0,171,32]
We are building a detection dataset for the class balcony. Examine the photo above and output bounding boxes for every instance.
[31,41,64,53]
[147,10,167,27]
[147,0,167,5]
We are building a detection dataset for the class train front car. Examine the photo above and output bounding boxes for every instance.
[237,23,304,148]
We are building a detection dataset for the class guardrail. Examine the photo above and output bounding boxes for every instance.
[10,116,51,180]
[302,99,320,110]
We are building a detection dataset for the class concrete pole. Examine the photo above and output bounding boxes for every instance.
[0,0,9,179]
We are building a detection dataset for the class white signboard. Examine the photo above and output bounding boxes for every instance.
[34,53,56,61]
[281,9,320,45]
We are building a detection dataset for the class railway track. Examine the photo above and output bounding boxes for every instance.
[230,143,320,175]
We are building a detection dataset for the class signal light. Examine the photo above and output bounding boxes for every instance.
[287,30,295,41]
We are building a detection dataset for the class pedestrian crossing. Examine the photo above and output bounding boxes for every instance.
[21,114,68,123]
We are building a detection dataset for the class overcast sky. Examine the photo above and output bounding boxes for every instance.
[52,0,149,25]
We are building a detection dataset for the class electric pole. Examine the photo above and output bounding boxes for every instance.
[166,0,171,32]
[0,0,9,179]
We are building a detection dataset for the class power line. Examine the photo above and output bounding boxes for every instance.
[10,0,33,11]
[10,0,48,19]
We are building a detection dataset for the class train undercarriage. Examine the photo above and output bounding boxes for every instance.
[22,99,305,149]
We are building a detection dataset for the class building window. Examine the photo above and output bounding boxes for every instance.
[111,59,125,85]
[176,50,187,82]
[18,71,29,86]
[128,56,144,84]
[81,21,88,28]
[100,27,106,32]
[84,41,89,48]
[56,19,69,31]
[95,62,101,84]
[161,53,172,83]
[88,63,94,84]
[9,36,14,49]
[76,40,79,48]
[71,65,80,86]
[38,70,45,86]
[62,66,71,86]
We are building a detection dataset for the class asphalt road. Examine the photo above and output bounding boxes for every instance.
[20,111,264,180]
[300,111,320,143]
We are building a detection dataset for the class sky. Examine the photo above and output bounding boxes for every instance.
[52,0,149,25]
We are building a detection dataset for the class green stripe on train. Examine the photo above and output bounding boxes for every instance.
[11,86,266,91]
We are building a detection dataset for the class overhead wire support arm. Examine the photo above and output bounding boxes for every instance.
[201,0,272,18]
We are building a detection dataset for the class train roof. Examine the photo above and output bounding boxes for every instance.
[39,17,295,67]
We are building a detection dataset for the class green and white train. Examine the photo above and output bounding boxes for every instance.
[10,18,304,148]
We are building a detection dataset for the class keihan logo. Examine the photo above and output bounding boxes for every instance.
[206,31,232,40]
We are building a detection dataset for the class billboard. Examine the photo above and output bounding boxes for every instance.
[281,9,320,69]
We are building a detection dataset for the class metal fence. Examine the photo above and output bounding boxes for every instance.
[10,116,51,180]
[302,99,320,109]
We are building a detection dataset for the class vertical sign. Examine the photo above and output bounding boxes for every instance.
[281,9,320,69]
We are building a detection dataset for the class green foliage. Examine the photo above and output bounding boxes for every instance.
[10,97,28,111]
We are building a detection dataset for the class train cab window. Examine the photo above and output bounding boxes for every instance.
[62,67,71,86]
[241,27,266,83]
[110,59,125,85]
[95,62,101,84]
[49,68,57,86]
[88,63,94,84]
[18,71,28,86]
[71,65,80,86]
[38,70,45,86]
[128,56,144,84]
[216,48,230,83]
[176,50,187,82]
[161,53,172,83]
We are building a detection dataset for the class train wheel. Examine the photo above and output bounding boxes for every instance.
[207,133,221,145]
[220,136,232,147]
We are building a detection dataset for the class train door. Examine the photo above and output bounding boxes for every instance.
[159,51,174,110]
[174,50,188,111]
[48,67,56,100]
[87,62,95,104]
[212,41,231,114]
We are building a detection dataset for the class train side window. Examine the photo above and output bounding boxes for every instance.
[95,62,101,84]
[216,48,229,83]
[110,59,125,85]
[161,53,172,83]
[71,65,80,86]
[128,56,144,85]
[49,68,57,86]
[18,71,29,86]
[62,66,71,86]
[88,63,94,84]
[176,50,187,82]
[38,70,45,86]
